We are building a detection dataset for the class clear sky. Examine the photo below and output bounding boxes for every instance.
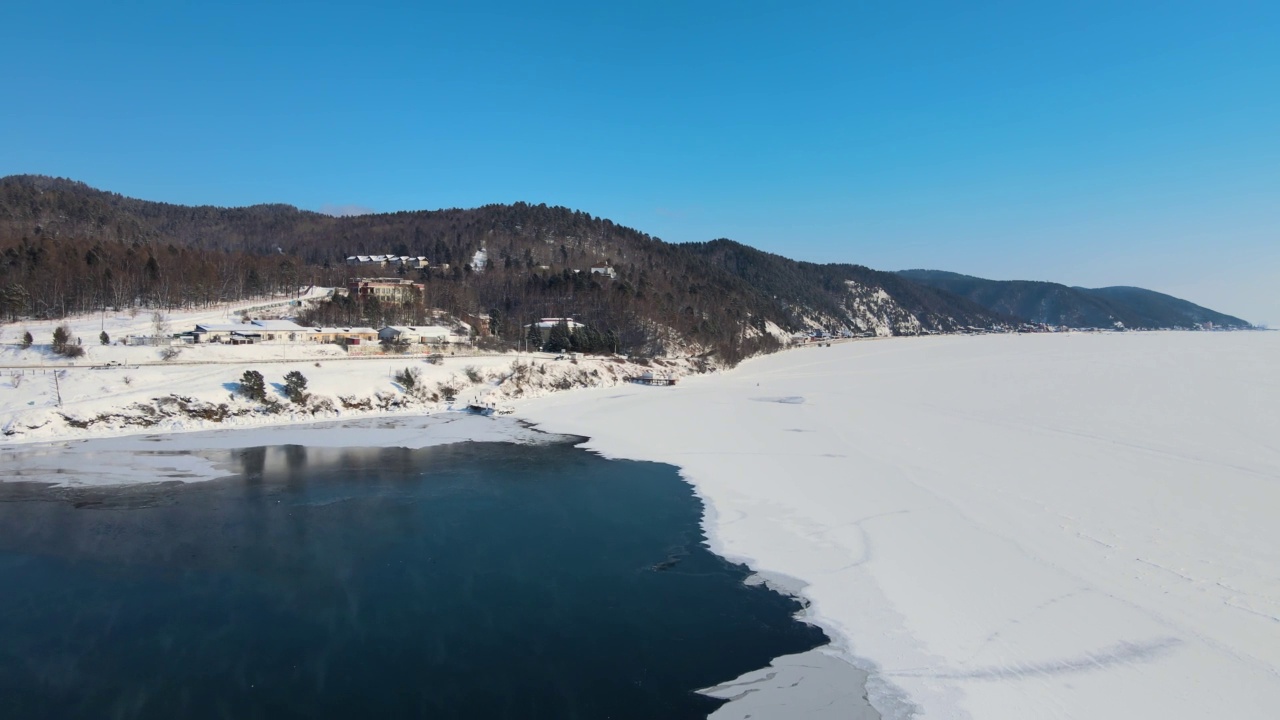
[4,1,1277,325]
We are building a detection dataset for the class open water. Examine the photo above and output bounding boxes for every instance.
[0,439,825,719]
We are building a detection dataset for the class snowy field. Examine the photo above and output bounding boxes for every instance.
[520,331,1280,720]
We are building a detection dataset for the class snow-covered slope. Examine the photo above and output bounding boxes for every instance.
[841,280,923,336]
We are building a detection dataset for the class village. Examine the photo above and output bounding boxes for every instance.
[100,272,609,357]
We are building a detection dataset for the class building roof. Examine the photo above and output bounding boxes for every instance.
[527,318,587,329]
[349,277,422,286]
[250,320,309,331]
[382,325,451,335]
[193,323,251,333]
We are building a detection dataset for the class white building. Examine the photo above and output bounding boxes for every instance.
[378,325,453,345]
[191,320,313,344]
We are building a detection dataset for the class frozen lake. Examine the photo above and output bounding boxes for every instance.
[522,331,1280,720]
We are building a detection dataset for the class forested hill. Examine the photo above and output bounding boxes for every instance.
[0,175,1241,363]
[897,269,1250,329]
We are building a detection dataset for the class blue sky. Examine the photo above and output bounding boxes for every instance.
[4,1,1278,324]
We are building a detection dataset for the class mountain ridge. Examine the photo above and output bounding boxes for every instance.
[0,175,1250,365]
[897,269,1249,329]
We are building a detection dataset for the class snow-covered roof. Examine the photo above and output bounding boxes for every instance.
[382,325,451,336]
[250,320,308,331]
[527,318,586,329]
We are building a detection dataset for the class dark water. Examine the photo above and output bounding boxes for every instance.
[0,441,825,719]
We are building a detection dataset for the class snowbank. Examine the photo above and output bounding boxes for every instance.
[518,331,1280,720]
[0,347,701,444]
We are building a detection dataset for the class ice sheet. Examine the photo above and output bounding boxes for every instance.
[519,331,1280,720]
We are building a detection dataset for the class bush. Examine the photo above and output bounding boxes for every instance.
[160,346,181,361]
[61,344,85,358]
[394,367,421,391]
[437,383,458,402]
[309,397,335,414]
[239,370,266,401]
[99,331,110,345]
[284,370,309,403]
[463,365,484,383]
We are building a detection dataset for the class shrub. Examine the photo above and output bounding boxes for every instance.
[437,383,458,402]
[61,344,85,358]
[309,397,336,414]
[160,346,181,361]
[239,370,266,401]
[463,365,484,384]
[123,375,133,386]
[284,370,309,403]
[99,331,110,345]
[394,367,421,390]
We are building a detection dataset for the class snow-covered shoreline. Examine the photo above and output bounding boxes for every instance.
[0,341,704,445]
[5,330,1278,719]
[0,294,707,445]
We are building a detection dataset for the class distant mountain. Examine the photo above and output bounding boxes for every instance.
[896,270,1250,329]
[683,240,1019,335]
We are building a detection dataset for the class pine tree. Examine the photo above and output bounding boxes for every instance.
[52,325,69,351]
[99,331,110,345]
[21,331,33,349]
[283,371,308,403]
[526,321,543,352]
[546,321,572,353]
[488,307,502,338]
[582,326,604,354]
[238,370,266,401]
